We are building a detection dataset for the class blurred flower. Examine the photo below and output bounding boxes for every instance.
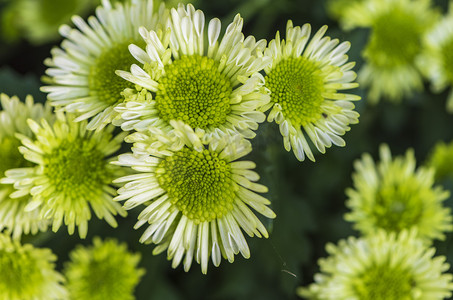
[342,0,438,103]
[0,94,53,239]
[426,140,453,181]
[41,0,168,131]
[0,233,67,300]
[261,20,360,162]
[113,120,275,274]
[418,4,453,112]
[4,0,94,45]
[298,230,453,299]
[64,237,144,300]
[1,112,127,238]
[115,4,270,142]
[345,144,452,242]
[325,0,364,21]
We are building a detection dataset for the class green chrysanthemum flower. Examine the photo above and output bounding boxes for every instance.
[64,237,144,300]
[418,4,453,112]
[426,140,453,181]
[345,144,452,242]
[13,0,93,44]
[298,230,453,299]
[41,0,169,131]
[0,94,54,239]
[0,233,67,300]
[1,112,127,238]
[115,4,271,142]
[342,0,438,103]
[113,120,275,274]
[261,20,360,162]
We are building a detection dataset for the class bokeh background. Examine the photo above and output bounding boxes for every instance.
[1,0,453,299]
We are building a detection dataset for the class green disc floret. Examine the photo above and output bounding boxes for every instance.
[156,148,236,223]
[155,55,232,129]
[43,138,110,200]
[372,178,424,232]
[352,264,414,300]
[265,57,325,127]
[88,41,137,106]
[365,7,422,67]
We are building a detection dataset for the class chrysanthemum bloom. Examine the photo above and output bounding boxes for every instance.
[298,230,453,299]
[0,233,67,300]
[41,0,168,131]
[261,20,360,162]
[11,0,93,44]
[345,144,452,242]
[341,0,438,103]
[115,4,271,142]
[0,94,54,239]
[113,120,275,274]
[426,140,453,181]
[418,7,453,112]
[1,112,127,238]
[64,237,144,300]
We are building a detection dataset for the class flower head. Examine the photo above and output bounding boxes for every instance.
[0,94,54,239]
[298,230,453,299]
[1,112,127,238]
[261,20,360,162]
[426,140,453,181]
[64,237,144,300]
[418,5,453,112]
[345,144,452,242]
[113,120,275,274]
[342,0,439,102]
[0,233,67,300]
[115,4,271,142]
[41,0,169,131]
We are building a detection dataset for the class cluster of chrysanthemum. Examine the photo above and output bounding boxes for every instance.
[0,0,363,277]
[328,0,453,112]
[299,144,453,299]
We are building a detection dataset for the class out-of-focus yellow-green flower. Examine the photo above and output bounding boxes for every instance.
[325,0,364,21]
[426,140,453,181]
[345,144,452,242]
[64,237,144,300]
[298,230,453,299]
[0,94,54,239]
[0,233,67,300]
[341,0,439,103]
[418,2,453,113]
[1,112,127,238]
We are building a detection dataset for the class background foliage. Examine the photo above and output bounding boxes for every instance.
[1,0,453,299]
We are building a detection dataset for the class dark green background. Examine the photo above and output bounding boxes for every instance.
[1,0,453,299]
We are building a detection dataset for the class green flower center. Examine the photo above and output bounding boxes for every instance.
[353,264,414,299]
[0,248,44,298]
[440,37,453,83]
[0,136,32,176]
[155,55,232,129]
[156,148,236,223]
[365,8,422,67]
[89,41,138,107]
[265,57,325,127]
[43,138,110,199]
[373,178,424,232]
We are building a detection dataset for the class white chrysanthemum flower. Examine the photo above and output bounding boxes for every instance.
[41,0,169,131]
[345,144,452,243]
[418,5,453,112]
[298,230,453,299]
[261,20,360,162]
[113,120,275,274]
[342,0,438,103]
[0,94,54,239]
[0,233,67,300]
[1,112,127,238]
[115,4,271,142]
